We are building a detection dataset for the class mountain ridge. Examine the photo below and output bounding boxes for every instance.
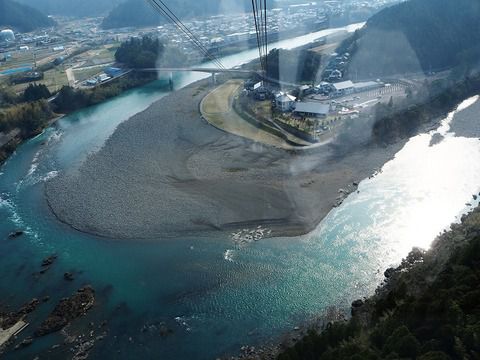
[0,0,55,32]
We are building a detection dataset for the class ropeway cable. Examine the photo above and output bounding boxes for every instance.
[147,0,225,69]
[146,0,227,70]
[251,0,265,72]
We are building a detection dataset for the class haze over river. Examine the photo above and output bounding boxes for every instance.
[1,24,480,359]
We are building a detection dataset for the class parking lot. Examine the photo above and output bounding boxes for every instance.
[333,82,409,111]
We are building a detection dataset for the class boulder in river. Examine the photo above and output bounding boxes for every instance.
[64,272,74,281]
[41,255,57,267]
[35,286,95,337]
[8,230,24,239]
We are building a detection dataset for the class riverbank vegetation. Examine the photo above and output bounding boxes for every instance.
[0,84,52,136]
[52,72,155,113]
[372,73,480,143]
[277,206,480,360]
[115,35,187,69]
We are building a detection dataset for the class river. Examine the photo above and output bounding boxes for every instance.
[1,24,480,359]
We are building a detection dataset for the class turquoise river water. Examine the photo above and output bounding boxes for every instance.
[1,25,480,359]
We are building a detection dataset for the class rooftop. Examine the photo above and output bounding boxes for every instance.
[333,80,354,91]
[294,102,330,115]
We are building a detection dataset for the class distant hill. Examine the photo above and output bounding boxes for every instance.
[340,0,480,78]
[101,0,272,30]
[0,0,55,32]
[101,0,165,30]
[15,0,124,18]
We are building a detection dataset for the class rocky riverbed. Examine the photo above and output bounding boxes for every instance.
[44,78,407,240]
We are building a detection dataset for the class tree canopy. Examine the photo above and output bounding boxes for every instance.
[277,207,480,360]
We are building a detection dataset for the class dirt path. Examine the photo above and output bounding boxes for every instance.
[201,80,310,149]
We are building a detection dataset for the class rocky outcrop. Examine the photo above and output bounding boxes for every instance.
[1,298,39,329]
[35,286,95,337]
[7,230,24,239]
[64,272,75,281]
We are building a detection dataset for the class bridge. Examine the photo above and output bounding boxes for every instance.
[136,67,261,87]
[137,67,257,75]
[136,67,301,88]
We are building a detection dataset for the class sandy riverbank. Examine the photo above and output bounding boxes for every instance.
[45,78,406,240]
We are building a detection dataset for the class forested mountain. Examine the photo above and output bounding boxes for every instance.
[0,0,55,32]
[15,0,124,18]
[340,0,480,78]
[101,0,271,29]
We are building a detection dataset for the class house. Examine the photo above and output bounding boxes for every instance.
[328,69,342,81]
[315,81,333,94]
[298,84,314,97]
[293,102,330,118]
[275,92,297,112]
[332,80,355,96]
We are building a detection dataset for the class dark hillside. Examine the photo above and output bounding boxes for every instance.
[16,0,124,18]
[341,0,480,78]
[0,0,55,32]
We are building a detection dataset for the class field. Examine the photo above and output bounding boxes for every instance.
[73,66,104,83]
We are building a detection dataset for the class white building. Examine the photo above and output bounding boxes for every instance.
[332,80,355,96]
[275,92,297,112]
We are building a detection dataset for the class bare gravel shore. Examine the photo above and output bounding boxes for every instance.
[45,79,404,239]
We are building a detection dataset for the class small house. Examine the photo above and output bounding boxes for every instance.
[275,92,297,112]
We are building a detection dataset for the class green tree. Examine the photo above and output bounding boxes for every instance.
[23,84,51,102]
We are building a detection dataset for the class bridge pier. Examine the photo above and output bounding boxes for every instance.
[211,73,216,86]
[168,71,174,90]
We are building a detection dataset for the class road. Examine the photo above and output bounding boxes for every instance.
[65,67,75,87]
